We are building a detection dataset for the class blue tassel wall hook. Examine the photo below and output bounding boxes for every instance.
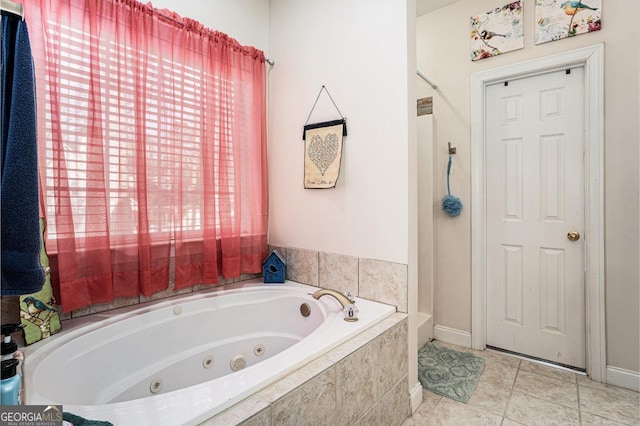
[442,154,462,217]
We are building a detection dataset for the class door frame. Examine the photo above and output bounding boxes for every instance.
[470,44,605,381]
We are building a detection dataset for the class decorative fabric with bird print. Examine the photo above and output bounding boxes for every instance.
[23,296,57,317]
[19,218,62,345]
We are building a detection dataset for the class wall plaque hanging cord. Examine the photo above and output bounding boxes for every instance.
[302,85,347,189]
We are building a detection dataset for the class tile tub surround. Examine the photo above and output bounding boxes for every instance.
[36,254,262,320]
[31,244,402,343]
[66,272,260,319]
[359,258,408,313]
[274,245,409,313]
[319,252,359,299]
[205,314,410,426]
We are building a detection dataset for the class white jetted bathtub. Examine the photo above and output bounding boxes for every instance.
[24,279,395,425]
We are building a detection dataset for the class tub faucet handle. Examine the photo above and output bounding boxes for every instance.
[345,292,355,303]
[343,304,358,322]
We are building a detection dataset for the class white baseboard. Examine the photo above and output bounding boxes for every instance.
[433,325,472,348]
[606,366,640,392]
[410,382,423,414]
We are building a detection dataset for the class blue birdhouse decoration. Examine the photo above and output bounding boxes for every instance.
[262,249,286,283]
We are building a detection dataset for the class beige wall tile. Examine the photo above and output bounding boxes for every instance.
[260,356,335,403]
[336,343,378,426]
[355,405,379,426]
[280,246,409,309]
[318,252,358,297]
[325,313,407,363]
[285,247,318,286]
[271,366,336,426]
[377,376,410,426]
[141,281,193,303]
[375,319,408,398]
[325,329,378,364]
[338,321,409,426]
[359,258,408,312]
[191,276,235,293]
[237,273,262,282]
[60,259,255,317]
[239,409,271,426]
[71,295,139,318]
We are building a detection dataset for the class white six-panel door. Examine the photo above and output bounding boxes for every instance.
[485,67,586,369]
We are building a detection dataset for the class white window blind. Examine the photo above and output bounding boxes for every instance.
[41,21,235,241]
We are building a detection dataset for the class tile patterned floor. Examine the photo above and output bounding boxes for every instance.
[403,341,640,426]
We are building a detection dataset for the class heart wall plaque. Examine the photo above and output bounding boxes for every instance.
[304,123,344,189]
[308,133,339,175]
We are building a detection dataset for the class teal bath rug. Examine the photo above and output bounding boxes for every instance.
[418,341,485,403]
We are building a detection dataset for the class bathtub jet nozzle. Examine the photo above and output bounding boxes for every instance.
[312,289,358,322]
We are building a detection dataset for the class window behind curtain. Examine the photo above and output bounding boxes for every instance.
[42,20,233,239]
[26,0,269,313]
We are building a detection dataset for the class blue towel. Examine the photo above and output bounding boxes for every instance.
[1,11,45,296]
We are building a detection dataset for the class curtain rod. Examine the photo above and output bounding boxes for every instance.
[417,70,437,89]
[140,5,274,66]
[1,0,23,17]
[0,1,275,65]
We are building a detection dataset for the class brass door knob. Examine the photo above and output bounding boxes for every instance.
[567,231,580,241]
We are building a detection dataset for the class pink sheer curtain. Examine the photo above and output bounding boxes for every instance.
[25,0,268,312]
